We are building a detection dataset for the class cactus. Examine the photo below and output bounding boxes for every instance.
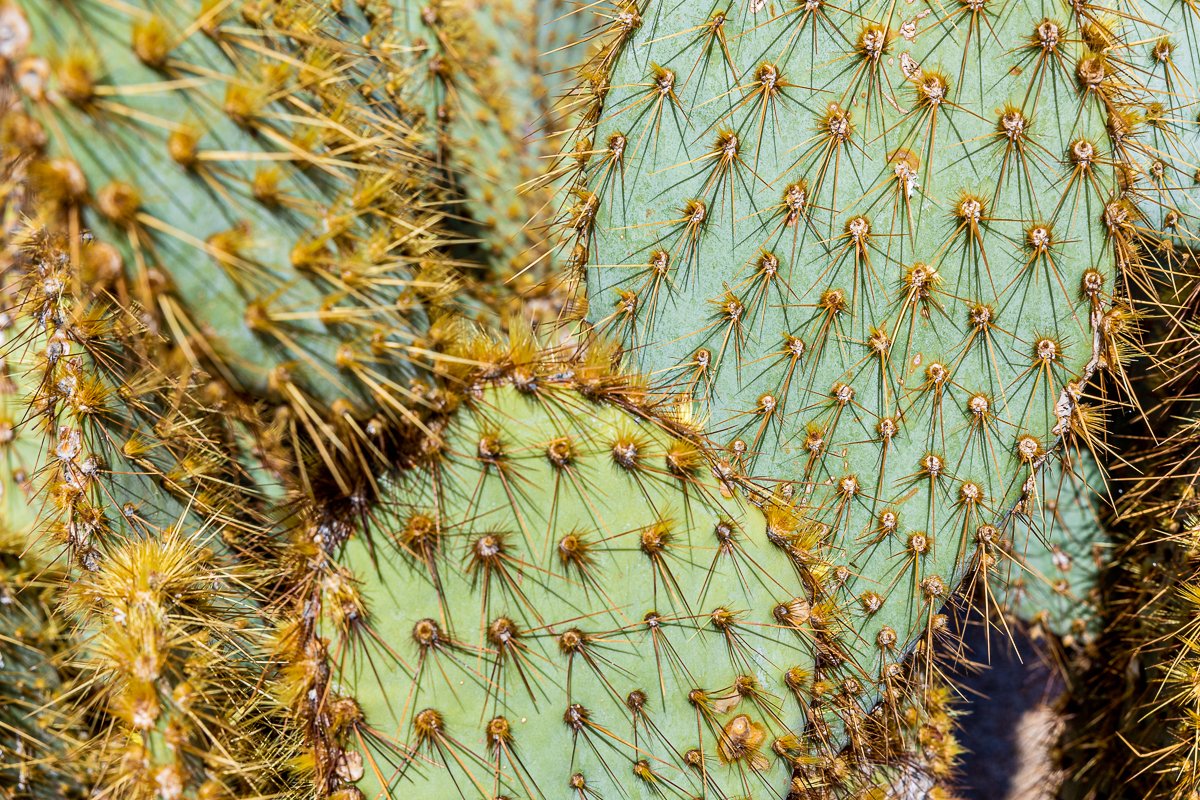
[992,454,1108,647]
[276,351,974,798]
[6,0,1200,796]
[390,0,568,291]
[2,0,472,452]
[0,544,86,799]
[1053,245,1200,795]
[1038,4,1200,794]
[550,0,1127,742]
[6,229,303,799]
[1113,0,1200,250]
[343,380,807,798]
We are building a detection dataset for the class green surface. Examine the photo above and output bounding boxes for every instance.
[994,453,1107,642]
[13,0,436,408]
[575,0,1117,706]
[342,385,816,798]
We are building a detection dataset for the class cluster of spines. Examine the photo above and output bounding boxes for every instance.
[537,0,1134,758]
[6,229,301,799]
[0,543,85,798]
[1,0,497,493]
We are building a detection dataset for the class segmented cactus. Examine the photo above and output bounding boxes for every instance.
[1115,0,1200,251]
[550,0,1127,741]
[2,0,472,464]
[347,381,809,798]
[7,230,301,799]
[4,0,1193,795]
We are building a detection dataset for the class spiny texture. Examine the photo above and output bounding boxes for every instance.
[1045,4,1200,794]
[268,334,974,799]
[0,104,88,800]
[0,0,1176,797]
[992,454,1107,647]
[9,231,302,799]
[557,0,1126,732]
[343,382,807,799]
[1115,0,1200,252]
[2,0,471,463]
[0,546,85,799]
[392,0,577,301]
[1054,245,1200,796]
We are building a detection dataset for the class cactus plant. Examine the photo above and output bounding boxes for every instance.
[280,350,977,798]
[2,0,473,458]
[8,0,1200,796]
[1037,4,1200,794]
[992,453,1108,647]
[549,0,1128,746]
[5,228,303,799]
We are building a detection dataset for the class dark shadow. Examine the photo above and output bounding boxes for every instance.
[948,622,1065,800]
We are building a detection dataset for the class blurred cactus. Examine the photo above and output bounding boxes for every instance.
[2,0,477,487]
[0,544,84,799]
[992,454,1108,647]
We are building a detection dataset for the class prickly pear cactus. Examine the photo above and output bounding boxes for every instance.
[559,0,1123,717]
[995,454,1107,645]
[6,230,301,799]
[341,383,811,798]
[392,0,574,289]
[1,0,462,426]
[261,334,975,798]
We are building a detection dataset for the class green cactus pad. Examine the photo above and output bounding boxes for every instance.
[391,0,567,286]
[336,382,836,798]
[995,453,1107,644]
[560,0,1121,727]
[4,0,458,421]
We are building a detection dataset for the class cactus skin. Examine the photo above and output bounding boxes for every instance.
[340,382,812,799]
[3,0,468,442]
[7,230,302,799]
[554,0,1124,742]
[1118,0,1200,252]
[270,334,977,799]
[993,454,1107,647]
[0,1,1180,800]
[393,0,566,291]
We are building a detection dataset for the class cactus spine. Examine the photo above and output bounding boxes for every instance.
[551,0,1127,746]
[17,0,1200,795]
